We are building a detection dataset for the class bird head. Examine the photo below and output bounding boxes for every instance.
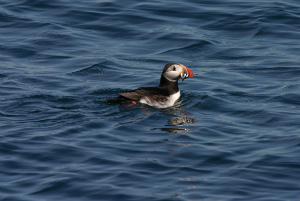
[162,63,194,82]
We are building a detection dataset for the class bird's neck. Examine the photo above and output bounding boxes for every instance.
[158,75,179,94]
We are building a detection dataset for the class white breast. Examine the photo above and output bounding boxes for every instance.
[140,91,181,108]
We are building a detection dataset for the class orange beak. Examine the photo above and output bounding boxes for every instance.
[180,65,194,79]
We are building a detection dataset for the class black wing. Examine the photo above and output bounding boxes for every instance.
[106,87,170,104]
[119,87,170,102]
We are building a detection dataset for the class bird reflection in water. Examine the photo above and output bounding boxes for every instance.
[168,116,196,126]
[157,116,196,134]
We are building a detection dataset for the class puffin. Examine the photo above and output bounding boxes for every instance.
[106,63,194,108]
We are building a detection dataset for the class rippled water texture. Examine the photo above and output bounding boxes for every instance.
[1,0,300,200]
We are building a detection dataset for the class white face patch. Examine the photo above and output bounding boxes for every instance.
[163,64,183,82]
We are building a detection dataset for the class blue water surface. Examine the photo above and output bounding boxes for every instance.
[1,0,300,200]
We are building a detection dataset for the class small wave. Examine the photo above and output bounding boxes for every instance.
[160,40,213,54]
[252,27,267,39]
[68,63,114,78]
[183,91,230,112]
[269,93,300,106]
[275,83,300,94]
[158,40,216,60]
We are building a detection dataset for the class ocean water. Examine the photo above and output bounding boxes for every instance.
[1,0,300,200]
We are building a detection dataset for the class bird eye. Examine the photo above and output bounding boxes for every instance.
[172,67,176,71]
